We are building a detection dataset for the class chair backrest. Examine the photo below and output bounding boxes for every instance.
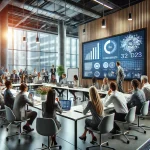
[5,105,16,122]
[125,106,136,123]
[98,113,114,134]
[36,118,58,136]
[140,101,149,116]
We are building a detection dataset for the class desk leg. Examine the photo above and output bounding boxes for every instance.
[75,120,77,149]
[67,89,68,100]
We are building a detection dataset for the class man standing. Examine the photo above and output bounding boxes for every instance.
[116,61,124,93]
[141,75,150,101]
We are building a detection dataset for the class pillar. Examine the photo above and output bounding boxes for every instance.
[0,6,8,68]
[58,20,66,68]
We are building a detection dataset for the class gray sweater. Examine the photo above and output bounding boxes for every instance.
[13,92,33,120]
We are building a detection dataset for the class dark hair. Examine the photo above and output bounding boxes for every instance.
[5,80,12,88]
[20,83,27,92]
[74,75,78,80]
[92,76,97,84]
[131,79,139,88]
[110,82,117,91]
[46,89,56,113]
[62,73,66,77]
[116,61,120,66]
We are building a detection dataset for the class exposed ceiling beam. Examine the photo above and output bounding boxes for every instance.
[0,0,12,12]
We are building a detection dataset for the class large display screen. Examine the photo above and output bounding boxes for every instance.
[82,29,146,80]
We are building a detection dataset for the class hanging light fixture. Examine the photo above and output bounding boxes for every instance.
[36,0,40,43]
[22,0,26,42]
[101,3,106,28]
[83,0,86,33]
[128,0,132,21]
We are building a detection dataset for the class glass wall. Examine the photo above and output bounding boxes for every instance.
[7,27,79,75]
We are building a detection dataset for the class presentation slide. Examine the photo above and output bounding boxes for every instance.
[82,29,146,80]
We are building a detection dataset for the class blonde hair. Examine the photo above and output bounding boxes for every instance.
[89,86,103,116]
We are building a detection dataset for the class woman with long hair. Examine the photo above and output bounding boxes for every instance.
[79,86,104,144]
[42,88,62,146]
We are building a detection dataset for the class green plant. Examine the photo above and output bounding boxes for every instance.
[57,65,65,76]
[36,86,51,95]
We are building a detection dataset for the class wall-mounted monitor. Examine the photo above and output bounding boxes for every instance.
[82,28,146,80]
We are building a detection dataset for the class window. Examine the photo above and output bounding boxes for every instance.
[7,27,79,75]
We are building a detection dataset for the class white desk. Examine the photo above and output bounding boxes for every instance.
[33,97,114,150]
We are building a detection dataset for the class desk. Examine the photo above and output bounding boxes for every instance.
[33,97,114,150]
[44,83,107,100]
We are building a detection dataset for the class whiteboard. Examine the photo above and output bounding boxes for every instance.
[67,68,79,82]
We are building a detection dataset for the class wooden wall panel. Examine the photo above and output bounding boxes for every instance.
[79,0,150,92]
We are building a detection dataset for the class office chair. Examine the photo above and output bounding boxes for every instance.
[36,118,62,150]
[0,108,8,127]
[129,101,150,134]
[112,106,138,144]
[86,113,115,150]
[5,105,32,143]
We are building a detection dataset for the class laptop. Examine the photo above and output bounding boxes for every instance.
[56,83,61,87]
[68,84,74,88]
[36,80,43,84]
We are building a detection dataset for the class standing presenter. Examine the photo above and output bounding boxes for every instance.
[116,61,125,93]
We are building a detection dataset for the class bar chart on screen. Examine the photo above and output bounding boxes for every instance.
[84,41,100,60]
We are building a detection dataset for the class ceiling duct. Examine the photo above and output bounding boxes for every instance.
[47,0,101,18]
[9,0,69,21]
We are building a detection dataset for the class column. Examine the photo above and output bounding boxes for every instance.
[58,20,66,67]
[0,6,8,68]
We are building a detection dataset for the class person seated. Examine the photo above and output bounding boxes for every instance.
[104,82,128,134]
[4,80,15,110]
[0,92,4,110]
[33,72,43,83]
[101,77,109,91]
[20,73,27,84]
[56,73,67,97]
[13,83,37,132]
[10,70,19,83]
[50,74,57,83]
[42,88,62,146]
[92,76,100,89]
[69,75,79,101]
[32,68,37,77]
[4,69,10,78]
[79,86,104,144]
[141,75,150,101]
[0,74,7,85]
[41,69,45,80]
[19,69,23,77]
[127,79,146,114]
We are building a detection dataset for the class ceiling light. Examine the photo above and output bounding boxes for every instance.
[128,13,132,21]
[83,28,86,32]
[36,35,40,43]
[93,0,113,9]
[101,19,106,28]
[23,36,26,42]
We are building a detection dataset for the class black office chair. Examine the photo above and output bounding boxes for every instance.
[86,113,115,150]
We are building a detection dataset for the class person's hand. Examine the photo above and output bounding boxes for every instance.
[108,89,112,96]
[128,89,132,94]
[56,97,59,102]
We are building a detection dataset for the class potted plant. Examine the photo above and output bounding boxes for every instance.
[57,65,65,82]
[36,86,51,100]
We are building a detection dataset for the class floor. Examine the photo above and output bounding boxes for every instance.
[0,91,150,150]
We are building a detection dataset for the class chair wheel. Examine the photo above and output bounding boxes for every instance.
[6,128,8,131]
[127,140,130,144]
[6,137,9,141]
[135,136,138,140]
[128,127,131,130]
[106,142,109,146]
[59,146,62,149]
[29,136,32,139]
[112,136,114,139]
[1,125,3,128]
[18,139,20,143]
[86,148,89,150]
[42,143,44,147]
[144,131,146,134]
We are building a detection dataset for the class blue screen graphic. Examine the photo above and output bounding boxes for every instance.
[82,29,146,80]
